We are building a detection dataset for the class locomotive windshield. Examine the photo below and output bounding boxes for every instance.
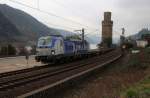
[38,36,52,46]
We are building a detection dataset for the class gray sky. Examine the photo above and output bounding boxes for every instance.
[0,0,150,38]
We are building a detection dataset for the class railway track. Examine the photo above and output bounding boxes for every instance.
[0,49,122,98]
[0,49,113,84]
[0,48,112,78]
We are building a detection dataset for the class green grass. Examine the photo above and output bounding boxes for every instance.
[121,76,150,98]
[120,48,150,98]
[121,72,150,98]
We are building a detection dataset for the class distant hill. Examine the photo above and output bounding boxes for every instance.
[0,4,70,46]
[0,4,99,46]
[129,28,150,40]
[0,8,21,44]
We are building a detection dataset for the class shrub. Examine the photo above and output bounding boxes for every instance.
[0,44,16,56]
[125,89,138,98]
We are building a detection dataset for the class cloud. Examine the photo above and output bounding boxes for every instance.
[116,0,150,8]
[0,0,150,36]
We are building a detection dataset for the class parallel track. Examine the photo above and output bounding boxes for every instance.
[0,49,121,98]
[0,53,112,90]
[0,48,112,78]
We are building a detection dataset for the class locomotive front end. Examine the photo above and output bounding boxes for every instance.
[35,35,64,63]
[35,36,55,63]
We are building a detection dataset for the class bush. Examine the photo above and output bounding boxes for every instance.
[0,44,16,56]
[7,44,16,55]
[0,46,7,55]
[125,89,138,98]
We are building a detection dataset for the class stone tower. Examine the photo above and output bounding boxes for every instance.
[102,12,113,47]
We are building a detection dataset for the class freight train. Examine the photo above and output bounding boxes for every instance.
[35,35,90,63]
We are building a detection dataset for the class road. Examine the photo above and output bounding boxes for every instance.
[0,56,43,73]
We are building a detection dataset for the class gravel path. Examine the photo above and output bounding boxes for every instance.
[0,56,42,73]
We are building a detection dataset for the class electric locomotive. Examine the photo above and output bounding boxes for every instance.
[35,35,89,63]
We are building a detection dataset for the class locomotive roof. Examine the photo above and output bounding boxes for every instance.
[39,35,89,43]
[64,39,89,43]
[39,35,63,38]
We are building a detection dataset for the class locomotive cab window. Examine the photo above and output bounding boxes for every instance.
[38,39,45,46]
[38,36,52,46]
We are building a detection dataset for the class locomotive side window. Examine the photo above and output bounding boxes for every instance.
[45,37,52,45]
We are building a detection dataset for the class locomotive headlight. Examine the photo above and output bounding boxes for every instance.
[51,50,55,55]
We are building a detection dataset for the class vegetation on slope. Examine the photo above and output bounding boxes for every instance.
[120,48,150,98]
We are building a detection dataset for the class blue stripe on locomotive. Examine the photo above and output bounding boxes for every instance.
[64,40,89,55]
[64,41,74,54]
[74,41,88,53]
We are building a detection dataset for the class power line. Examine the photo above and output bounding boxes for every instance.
[9,0,38,10]
[9,0,98,31]
[51,1,82,17]
[43,20,78,31]
[37,0,39,9]
[41,0,98,30]
[4,0,120,39]
[9,0,98,33]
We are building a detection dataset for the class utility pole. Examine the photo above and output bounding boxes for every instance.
[82,28,85,42]
[7,44,8,56]
[82,28,85,49]
[74,28,85,42]
[122,28,125,35]
[120,28,126,48]
[74,28,85,49]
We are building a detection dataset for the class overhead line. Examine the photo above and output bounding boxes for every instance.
[51,0,97,29]
[40,0,98,30]
[9,0,98,31]
[43,21,78,31]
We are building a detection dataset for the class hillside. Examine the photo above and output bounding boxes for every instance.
[0,9,21,44]
[129,28,150,40]
[0,4,64,46]
[0,4,99,47]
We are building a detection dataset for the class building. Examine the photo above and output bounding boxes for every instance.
[136,40,148,48]
[141,34,150,45]
[101,12,113,47]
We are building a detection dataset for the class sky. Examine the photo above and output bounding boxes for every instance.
[0,0,150,39]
